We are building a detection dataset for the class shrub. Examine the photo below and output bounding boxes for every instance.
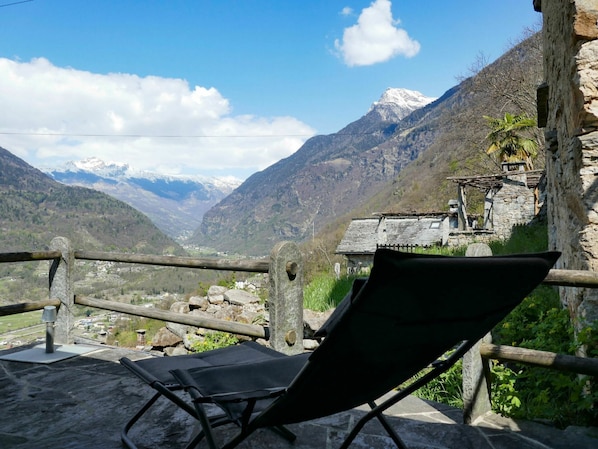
[188,331,238,353]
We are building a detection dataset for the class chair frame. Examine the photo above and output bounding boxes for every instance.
[120,249,559,449]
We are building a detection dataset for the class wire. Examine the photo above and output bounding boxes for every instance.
[0,0,34,8]
[0,131,315,138]
[0,130,382,138]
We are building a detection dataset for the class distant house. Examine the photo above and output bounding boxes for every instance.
[336,164,544,270]
[335,213,452,272]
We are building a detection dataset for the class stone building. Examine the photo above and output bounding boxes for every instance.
[336,166,543,269]
[534,0,598,342]
[336,213,449,271]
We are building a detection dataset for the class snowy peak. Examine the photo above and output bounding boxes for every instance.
[43,158,242,241]
[368,88,436,121]
[64,157,130,178]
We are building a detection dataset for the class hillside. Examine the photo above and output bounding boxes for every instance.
[192,31,543,256]
[192,88,437,255]
[0,147,183,255]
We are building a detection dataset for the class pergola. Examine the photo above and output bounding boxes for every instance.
[446,167,545,230]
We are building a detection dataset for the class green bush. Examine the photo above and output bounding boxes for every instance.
[188,331,238,353]
[415,223,598,427]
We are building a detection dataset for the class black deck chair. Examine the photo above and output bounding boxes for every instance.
[122,249,559,449]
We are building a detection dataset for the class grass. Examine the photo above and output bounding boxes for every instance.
[303,274,359,311]
[0,310,42,335]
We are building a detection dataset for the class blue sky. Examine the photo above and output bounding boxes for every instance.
[0,0,541,179]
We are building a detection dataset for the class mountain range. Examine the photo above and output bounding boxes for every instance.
[0,147,183,254]
[1,31,542,259]
[190,32,542,256]
[191,88,440,255]
[45,158,240,241]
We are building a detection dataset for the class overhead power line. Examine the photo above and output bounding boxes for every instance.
[0,0,34,8]
[0,130,382,138]
[0,131,314,138]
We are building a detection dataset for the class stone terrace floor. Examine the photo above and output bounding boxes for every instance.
[1,342,597,449]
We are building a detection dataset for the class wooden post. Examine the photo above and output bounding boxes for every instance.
[49,237,75,344]
[462,243,493,424]
[268,241,304,355]
[458,184,469,230]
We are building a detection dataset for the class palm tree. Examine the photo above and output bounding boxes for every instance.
[484,113,538,170]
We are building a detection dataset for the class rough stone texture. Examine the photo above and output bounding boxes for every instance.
[150,283,327,354]
[541,0,598,337]
[188,295,208,310]
[225,289,261,306]
[491,175,536,239]
[150,327,182,348]
[303,308,333,338]
[207,285,227,305]
[169,301,190,314]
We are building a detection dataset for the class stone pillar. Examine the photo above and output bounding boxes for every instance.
[462,243,493,423]
[537,0,598,349]
[268,241,304,355]
[49,237,75,344]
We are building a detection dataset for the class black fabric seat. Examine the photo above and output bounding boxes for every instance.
[121,249,559,449]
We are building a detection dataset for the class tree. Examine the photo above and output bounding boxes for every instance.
[484,113,539,170]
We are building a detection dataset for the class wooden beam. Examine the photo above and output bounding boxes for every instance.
[0,251,61,263]
[0,298,61,317]
[74,250,270,273]
[75,295,267,339]
[480,343,598,377]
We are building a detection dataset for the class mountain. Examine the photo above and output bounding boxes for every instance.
[191,89,437,255]
[0,148,183,254]
[45,157,241,241]
[192,32,543,256]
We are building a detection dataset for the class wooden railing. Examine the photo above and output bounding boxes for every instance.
[1,238,598,422]
[0,237,304,355]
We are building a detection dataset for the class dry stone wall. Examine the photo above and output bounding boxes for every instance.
[149,285,330,354]
[539,0,598,341]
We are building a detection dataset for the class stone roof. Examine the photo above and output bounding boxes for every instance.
[336,215,446,255]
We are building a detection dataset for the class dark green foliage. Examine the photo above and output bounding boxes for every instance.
[416,222,598,427]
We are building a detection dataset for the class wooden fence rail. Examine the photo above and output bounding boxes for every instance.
[1,238,597,424]
[480,342,598,377]
[74,250,270,273]
[75,295,267,339]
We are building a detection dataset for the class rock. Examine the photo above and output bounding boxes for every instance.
[303,339,319,351]
[164,345,188,356]
[207,285,227,304]
[188,295,209,310]
[170,301,190,314]
[166,322,192,339]
[225,289,260,306]
[303,308,333,337]
[151,327,183,349]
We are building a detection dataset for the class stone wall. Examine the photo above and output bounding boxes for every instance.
[538,0,598,343]
[491,174,537,239]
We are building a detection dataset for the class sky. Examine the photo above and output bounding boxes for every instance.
[0,0,541,180]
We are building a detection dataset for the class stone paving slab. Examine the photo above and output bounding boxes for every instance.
[1,344,597,449]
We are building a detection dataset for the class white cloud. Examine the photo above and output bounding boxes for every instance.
[334,0,420,67]
[0,57,315,179]
[340,7,353,16]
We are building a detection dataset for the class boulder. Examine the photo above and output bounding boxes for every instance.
[188,295,209,310]
[207,285,227,305]
[303,308,333,338]
[151,327,183,349]
[225,289,261,306]
[170,301,190,314]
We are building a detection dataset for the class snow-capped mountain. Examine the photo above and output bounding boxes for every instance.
[45,158,241,242]
[368,88,437,122]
